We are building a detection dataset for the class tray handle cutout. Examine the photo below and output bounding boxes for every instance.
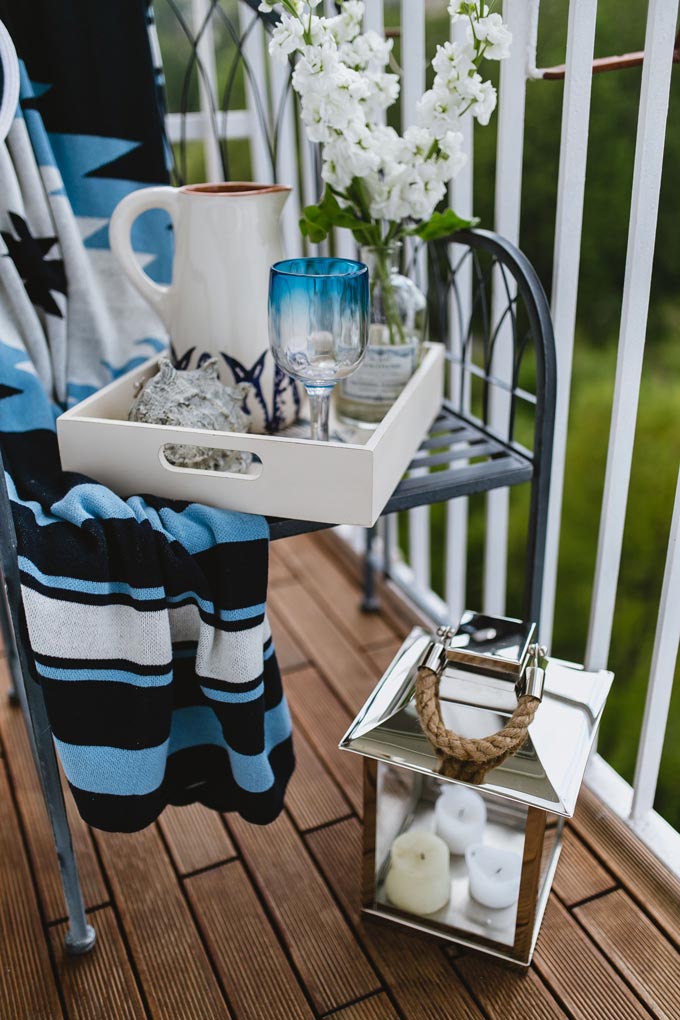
[159,443,263,480]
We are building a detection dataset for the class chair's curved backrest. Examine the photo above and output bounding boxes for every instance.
[427,227,556,622]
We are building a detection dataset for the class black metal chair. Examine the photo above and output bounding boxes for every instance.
[0,224,555,953]
[0,1,556,954]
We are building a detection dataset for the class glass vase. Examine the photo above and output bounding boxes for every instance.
[335,243,427,427]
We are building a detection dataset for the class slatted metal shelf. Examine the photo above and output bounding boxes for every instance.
[269,402,533,540]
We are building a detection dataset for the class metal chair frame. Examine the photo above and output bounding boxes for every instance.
[0,225,555,953]
[0,2,556,954]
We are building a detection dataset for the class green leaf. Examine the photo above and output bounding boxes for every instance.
[299,187,371,245]
[299,215,330,244]
[407,209,478,242]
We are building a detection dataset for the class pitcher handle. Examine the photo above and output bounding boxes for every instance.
[109,186,178,324]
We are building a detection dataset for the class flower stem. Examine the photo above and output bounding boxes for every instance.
[371,246,408,346]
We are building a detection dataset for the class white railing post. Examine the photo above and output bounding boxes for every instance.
[238,6,275,184]
[483,0,534,616]
[630,469,680,822]
[540,0,598,650]
[190,0,223,182]
[445,13,475,625]
[585,0,679,671]
[401,0,430,591]
[364,0,385,35]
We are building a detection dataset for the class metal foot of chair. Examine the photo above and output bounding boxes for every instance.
[65,923,97,955]
[361,527,381,613]
[22,671,95,955]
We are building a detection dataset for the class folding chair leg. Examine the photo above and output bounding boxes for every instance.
[0,573,21,705]
[20,673,96,955]
[361,526,380,613]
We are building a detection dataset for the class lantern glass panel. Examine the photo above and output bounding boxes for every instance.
[374,764,528,947]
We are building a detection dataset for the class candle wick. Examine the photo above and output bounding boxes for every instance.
[495,867,502,875]
[457,809,465,819]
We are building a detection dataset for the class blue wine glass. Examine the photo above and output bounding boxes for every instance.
[268,257,369,441]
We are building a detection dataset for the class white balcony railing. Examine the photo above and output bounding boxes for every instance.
[156,0,680,876]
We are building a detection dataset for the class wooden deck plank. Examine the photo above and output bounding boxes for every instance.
[49,907,146,1020]
[552,826,617,907]
[575,889,680,1020]
[3,531,680,1020]
[270,581,380,715]
[227,809,380,1015]
[94,826,230,1020]
[186,859,315,1020]
[284,665,364,815]
[275,533,398,649]
[268,547,296,588]
[572,786,680,947]
[0,757,64,1020]
[313,531,430,635]
[305,816,482,1020]
[329,992,401,1020]
[453,954,568,1020]
[533,896,652,1020]
[269,604,309,673]
[158,803,236,876]
[284,724,353,832]
[0,664,107,922]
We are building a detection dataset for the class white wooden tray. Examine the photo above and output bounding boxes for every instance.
[57,342,444,527]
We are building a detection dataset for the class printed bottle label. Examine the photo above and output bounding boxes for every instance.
[342,344,418,404]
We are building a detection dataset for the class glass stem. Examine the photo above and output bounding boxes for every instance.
[306,386,332,442]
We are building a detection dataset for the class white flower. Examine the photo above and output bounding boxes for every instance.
[401,125,434,163]
[327,1,365,45]
[437,130,467,179]
[322,131,381,190]
[362,72,400,117]
[258,1,276,12]
[269,15,306,62]
[340,30,392,73]
[474,13,512,60]
[470,79,496,125]
[416,84,462,139]
[432,40,475,87]
[448,1,488,21]
[292,42,340,93]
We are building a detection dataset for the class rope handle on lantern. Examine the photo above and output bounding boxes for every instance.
[414,637,547,768]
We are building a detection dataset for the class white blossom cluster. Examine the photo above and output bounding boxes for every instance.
[261,0,511,228]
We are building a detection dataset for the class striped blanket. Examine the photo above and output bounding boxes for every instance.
[0,1,294,832]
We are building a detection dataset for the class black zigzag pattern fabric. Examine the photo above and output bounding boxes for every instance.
[0,0,294,833]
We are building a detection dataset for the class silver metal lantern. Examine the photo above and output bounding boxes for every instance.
[340,612,613,966]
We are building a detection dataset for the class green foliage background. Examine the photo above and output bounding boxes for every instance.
[155,0,680,828]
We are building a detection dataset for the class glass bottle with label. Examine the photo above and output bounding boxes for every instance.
[335,243,427,427]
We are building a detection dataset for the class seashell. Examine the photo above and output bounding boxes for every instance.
[129,357,253,473]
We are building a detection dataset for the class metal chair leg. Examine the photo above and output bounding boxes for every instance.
[0,570,21,704]
[361,526,381,613]
[17,670,96,954]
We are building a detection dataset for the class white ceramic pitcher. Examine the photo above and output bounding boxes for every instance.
[109,182,299,433]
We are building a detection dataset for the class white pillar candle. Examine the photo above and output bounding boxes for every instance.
[466,843,522,909]
[384,831,451,915]
[434,785,487,855]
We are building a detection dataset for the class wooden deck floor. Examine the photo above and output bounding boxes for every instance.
[2,531,680,1020]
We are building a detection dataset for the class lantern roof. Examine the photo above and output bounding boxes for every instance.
[340,626,613,816]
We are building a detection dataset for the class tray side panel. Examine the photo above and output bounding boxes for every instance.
[57,416,376,524]
[370,343,445,520]
[57,344,444,527]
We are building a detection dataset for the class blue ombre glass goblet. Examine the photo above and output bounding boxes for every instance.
[268,257,369,441]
